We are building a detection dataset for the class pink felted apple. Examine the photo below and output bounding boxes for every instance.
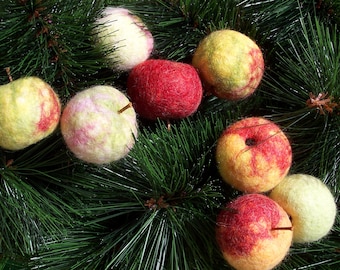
[60,85,138,164]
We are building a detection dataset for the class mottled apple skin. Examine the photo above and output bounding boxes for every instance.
[94,7,154,71]
[216,117,292,193]
[192,29,264,100]
[216,194,293,270]
[0,77,61,150]
[60,85,138,164]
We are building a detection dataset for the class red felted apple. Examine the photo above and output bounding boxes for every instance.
[127,59,203,120]
[216,194,293,270]
[215,117,292,193]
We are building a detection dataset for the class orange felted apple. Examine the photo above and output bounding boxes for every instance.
[216,194,293,270]
[0,76,61,150]
[216,117,292,193]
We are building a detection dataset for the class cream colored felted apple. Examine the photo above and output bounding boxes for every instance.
[216,194,293,270]
[216,117,292,193]
[269,174,337,243]
[0,76,61,150]
[60,85,138,164]
[192,29,264,100]
[93,7,154,71]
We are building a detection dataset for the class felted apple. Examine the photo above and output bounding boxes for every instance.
[60,85,138,164]
[216,117,292,193]
[269,173,337,243]
[127,59,203,120]
[0,76,61,150]
[192,29,264,100]
[216,194,293,270]
[93,7,154,71]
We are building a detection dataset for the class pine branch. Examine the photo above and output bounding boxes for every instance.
[30,113,240,269]
[0,133,79,259]
[0,0,117,98]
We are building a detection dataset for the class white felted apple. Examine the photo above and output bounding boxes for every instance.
[269,174,337,243]
[93,7,154,71]
[60,85,138,164]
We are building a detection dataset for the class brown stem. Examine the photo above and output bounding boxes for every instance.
[118,102,132,114]
[271,226,293,231]
[5,67,13,82]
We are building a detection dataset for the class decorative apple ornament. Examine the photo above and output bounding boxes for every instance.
[216,117,292,193]
[269,174,337,243]
[192,29,264,100]
[93,7,154,71]
[0,76,61,150]
[127,59,203,120]
[60,85,138,164]
[216,194,293,270]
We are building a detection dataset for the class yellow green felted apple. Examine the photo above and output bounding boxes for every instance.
[216,194,293,270]
[216,117,292,193]
[93,7,154,71]
[192,29,264,100]
[0,76,61,150]
[60,85,138,164]
[269,174,337,243]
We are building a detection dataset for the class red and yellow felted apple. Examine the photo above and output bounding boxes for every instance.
[192,29,264,100]
[0,76,61,150]
[216,194,293,270]
[216,117,292,193]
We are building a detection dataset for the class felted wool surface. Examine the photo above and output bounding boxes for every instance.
[0,76,61,150]
[216,117,292,193]
[216,194,292,270]
[270,173,337,243]
[60,85,138,164]
[192,29,264,100]
[127,59,203,120]
[94,7,154,71]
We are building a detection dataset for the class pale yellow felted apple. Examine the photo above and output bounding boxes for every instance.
[216,117,292,193]
[93,7,154,71]
[216,194,293,270]
[192,29,264,100]
[269,174,337,243]
[0,76,61,150]
[60,85,138,164]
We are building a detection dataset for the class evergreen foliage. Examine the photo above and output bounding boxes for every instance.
[0,0,339,269]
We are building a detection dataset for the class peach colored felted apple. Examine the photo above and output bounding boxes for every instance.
[60,85,138,164]
[0,76,61,150]
[216,117,292,193]
[93,7,154,71]
[216,194,293,270]
[269,174,337,243]
[192,29,264,100]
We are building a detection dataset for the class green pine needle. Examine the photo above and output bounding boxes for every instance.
[30,113,239,269]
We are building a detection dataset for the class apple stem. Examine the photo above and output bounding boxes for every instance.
[272,226,293,231]
[5,67,13,82]
[118,102,132,114]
